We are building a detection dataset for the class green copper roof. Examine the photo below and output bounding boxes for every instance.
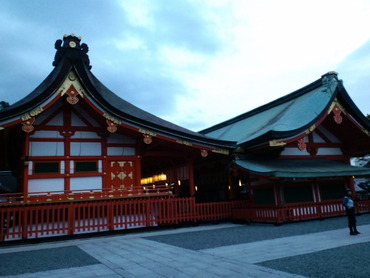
[235,157,370,178]
[201,73,339,146]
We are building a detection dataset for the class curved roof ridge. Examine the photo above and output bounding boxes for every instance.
[79,65,236,147]
[0,35,236,150]
[200,76,328,134]
[200,72,342,146]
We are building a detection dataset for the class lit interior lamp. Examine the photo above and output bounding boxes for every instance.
[159,173,167,181]
[141,173,167,185]
[239,179,242,187]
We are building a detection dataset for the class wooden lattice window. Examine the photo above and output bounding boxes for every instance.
[34,162,59,174]
[75,161,97,172]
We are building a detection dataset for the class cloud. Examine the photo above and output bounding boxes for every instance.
[336,39,370,116]
[0,0,370,132]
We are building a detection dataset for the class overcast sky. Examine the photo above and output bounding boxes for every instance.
[1,0,370,131]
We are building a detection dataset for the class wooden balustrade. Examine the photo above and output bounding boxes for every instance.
[0,184,171,206]
[2,197,370,242]
[0,197,240,242]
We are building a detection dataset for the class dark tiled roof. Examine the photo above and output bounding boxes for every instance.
[0,35,236,150]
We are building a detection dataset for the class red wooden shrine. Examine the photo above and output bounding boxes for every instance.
[1,35,370,241]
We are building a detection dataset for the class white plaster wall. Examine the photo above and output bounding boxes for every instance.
[71,142,101,156]
[71,131,101,139]
[30,131,63,138]
[317,148,343,155]
[28,178,64,193]
[70,176,102,191]
[30,142,65,156]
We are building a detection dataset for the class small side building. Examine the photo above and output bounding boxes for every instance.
[201,72,370,220]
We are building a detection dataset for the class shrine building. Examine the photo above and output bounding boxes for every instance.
[1,35,370,241]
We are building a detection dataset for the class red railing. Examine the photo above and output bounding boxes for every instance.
[2,197,370,242]
[232,199,370,224]
[0,197,244,242]
[0,184,171,205]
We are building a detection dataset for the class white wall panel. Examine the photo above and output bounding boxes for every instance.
[71,131,101,139]
[28,178,64,193]
[30,131,63,138]
[30,142,64,156]
[317,148,343,155]
[70,176,102,191]
[71,142,101,156]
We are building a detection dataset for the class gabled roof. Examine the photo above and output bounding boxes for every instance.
[235,157,370,178]
[0,35,236,152]
[200,72,370,150]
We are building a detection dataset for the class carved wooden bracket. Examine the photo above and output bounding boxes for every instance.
[333,105,343,124]
[297,138,307,151]
[106,120,117,133]
[21,118,35,133]
[61,84,84,105]
[143,134,152,144]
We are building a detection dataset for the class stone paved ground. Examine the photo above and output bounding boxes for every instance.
[0,215,369,277]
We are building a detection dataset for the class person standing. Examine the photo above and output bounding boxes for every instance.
[342,190,360,235]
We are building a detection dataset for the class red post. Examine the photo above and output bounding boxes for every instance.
[68,204,75,236]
